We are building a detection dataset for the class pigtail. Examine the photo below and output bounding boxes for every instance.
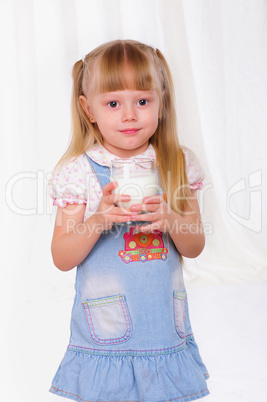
[71,60,90,152]
[53,60,98,170]
[150,48,190,214]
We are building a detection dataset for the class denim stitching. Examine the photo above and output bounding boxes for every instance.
[50,385,209,402]
[83,301,130,344]
[82,295,131,345]
[84,295,125,306]
[173,291,193,339]
[67,340,195,357]
[174,291,186,299]
[174,292,186,338]
[119,297,132,340]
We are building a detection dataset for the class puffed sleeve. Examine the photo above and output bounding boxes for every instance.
[50,155,88,207]
[182,147,205,190]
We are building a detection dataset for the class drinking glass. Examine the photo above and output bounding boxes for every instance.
[111,158,157,224]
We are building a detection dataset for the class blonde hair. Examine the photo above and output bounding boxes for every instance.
[56,39,190,214]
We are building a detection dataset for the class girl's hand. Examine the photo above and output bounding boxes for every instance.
[130,192,205,258]
[130,195,173,233]
[95,182,135,230]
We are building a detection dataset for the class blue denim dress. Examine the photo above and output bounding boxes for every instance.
[50,155,209,402]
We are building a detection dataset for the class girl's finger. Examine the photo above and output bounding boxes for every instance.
[113,206,136,216]
[134,222,160,233]
[108,214,134,223]
[104,193,131,205]
[130,203,162,213]
[143,195,163,204]
[131,212,157,222]
[102,181,118,196]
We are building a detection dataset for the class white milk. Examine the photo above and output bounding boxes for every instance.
[112,172,158,209]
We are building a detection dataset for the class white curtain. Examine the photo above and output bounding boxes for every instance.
[1,1,266,401]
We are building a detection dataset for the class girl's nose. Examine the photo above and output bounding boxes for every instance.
[121,106,137,121]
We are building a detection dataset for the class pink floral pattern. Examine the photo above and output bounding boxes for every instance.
[50,143,204,221]
[183,146,205,190]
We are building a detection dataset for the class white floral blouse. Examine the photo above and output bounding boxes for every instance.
[50,143,204,221]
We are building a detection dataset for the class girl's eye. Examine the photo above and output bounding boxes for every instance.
[108,101,118,108]
[138,99,148,106]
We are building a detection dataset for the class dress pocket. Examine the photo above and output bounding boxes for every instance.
[82,294,132,345]
[173,290,187,339]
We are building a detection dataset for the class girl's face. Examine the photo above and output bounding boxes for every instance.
[80,88,160,158]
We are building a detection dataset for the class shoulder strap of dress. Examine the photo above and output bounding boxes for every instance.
[83,153,110,190]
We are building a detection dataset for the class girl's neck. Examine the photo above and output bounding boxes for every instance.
[102,141,150,158]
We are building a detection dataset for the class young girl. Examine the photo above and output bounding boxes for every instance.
[49,40,209,402]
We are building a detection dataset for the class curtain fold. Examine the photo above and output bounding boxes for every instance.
[181,0,267,284]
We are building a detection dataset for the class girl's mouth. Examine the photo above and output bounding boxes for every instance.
[120,129,140,135]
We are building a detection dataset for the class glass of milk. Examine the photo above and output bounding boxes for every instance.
[111,158,157,222]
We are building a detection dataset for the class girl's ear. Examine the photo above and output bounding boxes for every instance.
[79,95,96,122]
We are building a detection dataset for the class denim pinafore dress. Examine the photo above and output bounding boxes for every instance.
[50,155,209,402]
